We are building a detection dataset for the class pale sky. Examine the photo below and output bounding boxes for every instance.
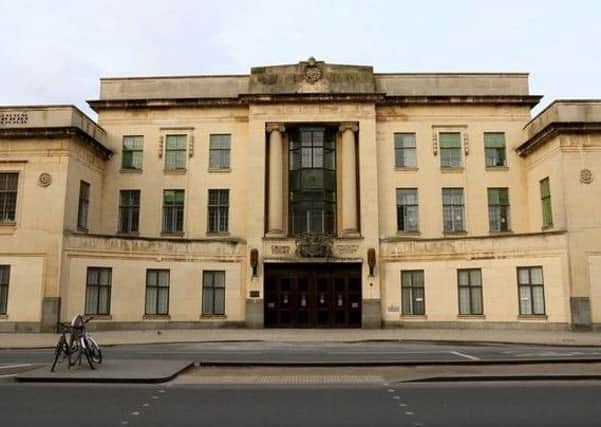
[1,0,600,117]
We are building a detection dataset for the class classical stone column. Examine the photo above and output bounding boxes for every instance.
[266,123,285,236]
[340,122,359,236]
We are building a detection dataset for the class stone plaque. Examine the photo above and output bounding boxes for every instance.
[271,245,290,255]
[387,305,400,313]
[336,244,359,256]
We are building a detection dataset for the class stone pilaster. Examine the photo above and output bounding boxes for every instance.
[266,123,286,236]
[339,122,359,236]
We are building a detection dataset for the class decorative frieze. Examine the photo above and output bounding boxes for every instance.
[0,112,28,126]
[270,245,291,255]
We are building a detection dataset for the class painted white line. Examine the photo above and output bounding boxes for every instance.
[328,351,454,355]
[450,351,480,361]
[0,363,32,370]
[137,351,264,355]
[400,403,407,407]
[393,396,401,400]
[131,411,140,416]
[405,411,414,416]
[142,403,150,407]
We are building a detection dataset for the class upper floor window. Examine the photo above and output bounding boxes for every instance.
[202,271,225,315]
[85,267,112,316]
[145,269,169,315]
[439,132,462,168]
[517,266,545,315]
[442,188,465,232]
[0,265,9,315]
[0,173,18,224]
[209,134,231,170]
[396,188,419,232]
[122,136,143,170]
[540,178,553,228]
[484,132,506,167]
[487,188,510,232]
[401,270,425,315]
[208,189,229,233]
[394,133,416,168]
[162,190,184,234]
[119,190,140,234]
[77,181,90,231]
[165,135,187,170]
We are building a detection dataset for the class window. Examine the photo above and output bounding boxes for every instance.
[458,269,483,315]
[439,132,462,168]
[77,181,90,230]
[0,173,18,223]
[164,135,187,170]
[208,189,229,233]
[145,269,169,315]
[442,188,465,232]
[85,267,112,315]
[396,188,419,232]
[289,127,336,235]
[162,190,184,233]
[0,265,9,315]
[202,271,225,315]
[540,178,553,227]
[484,132,506,167]
[122,136,143,170]
[517,267,545,315]
[401,270,425,315]
[119,190,140,234]
[487,188,510,232]
[394,133,416,168]
[209,134,231,169]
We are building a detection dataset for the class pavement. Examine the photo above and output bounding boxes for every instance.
[1,327,601,349]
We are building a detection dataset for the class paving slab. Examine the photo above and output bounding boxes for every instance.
[15,359,193,383]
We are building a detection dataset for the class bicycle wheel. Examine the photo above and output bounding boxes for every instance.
[50,340,66,372]
[80,337,96,370]
[86,336,102,364]
[67,336,81,368]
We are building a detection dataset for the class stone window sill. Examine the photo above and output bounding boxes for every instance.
[396,231,420,237]
[443,230,467,236]
[0,223,16,235]
[120,168,143,174]
[489,230,513,236]
[117,231,139,237]
[143,314,171,320]
[161,232,184,237]
[394,167,418,172]
[208,168,232,173]
[457,314,485,319]
[206,232,231,237]
[77,226,89,234]
[163,169,187,175]
[0,314,8,320]
[200,314,227,319]
[441,167,464,173]
[541,224,554,231]
[486,166,509,171]
[400,314,427,319]
[518,314,548,320]
[85,314,112,320]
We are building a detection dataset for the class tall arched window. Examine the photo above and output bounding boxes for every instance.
[289,127,336,235]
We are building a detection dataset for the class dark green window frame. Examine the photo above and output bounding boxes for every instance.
[85,267,112,316]
[0,173,18,224]
[484,132,506,167]
[122,136,143,170]
[442,188,465,232]
[401,270,425,315]
[202,271,225,315]
[208,189,229,233]
[119,190,140,234]
[209,134,231,169]
[517,267,545,315]
[487,188,510,232]
[162,190,184,233]
[0,265,9,315]
[394,133,416,168]
[164,135,187,170]
[439,132,462,168]
[145,269,170,315]
[77,181,90,231]
[396,188,419,232]
[540,178,553,227]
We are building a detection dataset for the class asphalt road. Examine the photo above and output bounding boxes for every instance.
[2,341,601,366]
[1,381,600,426]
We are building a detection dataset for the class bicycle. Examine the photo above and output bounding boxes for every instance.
[50,322,76,372]
[50,315,102,372]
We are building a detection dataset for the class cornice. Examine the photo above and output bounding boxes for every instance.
[517,122,601,157]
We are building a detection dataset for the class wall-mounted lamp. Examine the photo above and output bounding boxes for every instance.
[367,248,376,276]
[250,248,259,277]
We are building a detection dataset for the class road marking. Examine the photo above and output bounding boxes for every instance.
[393,396,400,400]
[120,421,128,425]
[142,403,150,407]
[328,351,453,355]
[137,351,264,355]
[0,363,32,370]
[450,351,480,361]
[151,396,159,400]
[405,411,414,416]
[131,411,140,416]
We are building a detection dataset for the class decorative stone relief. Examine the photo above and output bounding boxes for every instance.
[463,133,470,155]
[258,72,278,85]
[158,136,164,158]
[335,244,359,256]
[580,168,594,184]
[0,112,28,126]
[38,173,52,187]
[271,245,291,255]
[432,132,438,155]
[295,233,333,257]
[188,135,194,158]
[304,57,322,84]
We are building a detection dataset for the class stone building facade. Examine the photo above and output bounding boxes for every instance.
[1,58,600,332]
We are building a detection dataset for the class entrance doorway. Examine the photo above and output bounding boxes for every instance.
[264,263,362,328]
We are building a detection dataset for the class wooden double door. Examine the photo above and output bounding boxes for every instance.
[264,263,362,328]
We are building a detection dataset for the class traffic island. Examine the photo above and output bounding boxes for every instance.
[15,359,193,384]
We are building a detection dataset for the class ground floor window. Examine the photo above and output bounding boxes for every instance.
[0,265,9,314]
[517,266,545,315]
[85,267,112,315]
[202,271,225,315]
[145,269,170,315]
[401,270,425,315]
[458,269,483,315]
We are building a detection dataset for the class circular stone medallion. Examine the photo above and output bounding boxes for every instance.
[580,169,594,184]
[38,173,52,187]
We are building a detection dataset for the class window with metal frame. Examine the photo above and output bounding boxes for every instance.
[162,190,184,233]
[0,173,18,223]
[458,269,483,315]
[439,132,462,168]
[209,134,231,169]
[394,133,416,168]
[401,270,425,315]
[517,267,545,315]
[484,132,506,167]
[202,271,225,315]
[77,181,90,230]
[0,265,9,315]
[207,189,229,233]
[145,269,169,315]
[122,136,144,170]
[119,190,140,234]
[85,267,112,315]
[164,135,187,170]
[396,188,419,232]
[540,178,553,227]
[442,188,465,232]
[487,188,510,232]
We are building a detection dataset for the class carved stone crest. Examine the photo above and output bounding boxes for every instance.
[580,168,594,184]
[38,173,52,187]
[258,72,278,85]
[304,57,322,84]
[295,233,333,258]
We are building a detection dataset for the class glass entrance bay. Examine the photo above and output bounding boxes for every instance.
[289,127,336,235]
